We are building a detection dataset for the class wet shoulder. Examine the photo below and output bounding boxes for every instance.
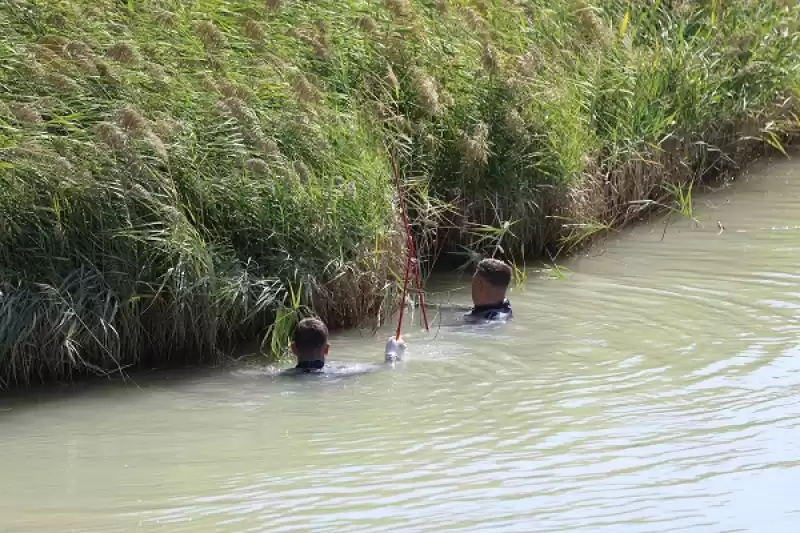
[280,362,384,378]
[464,299,513,323]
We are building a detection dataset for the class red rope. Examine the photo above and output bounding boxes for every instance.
[391,149,430,340]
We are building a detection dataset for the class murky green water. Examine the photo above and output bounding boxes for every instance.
[3,155,800,532]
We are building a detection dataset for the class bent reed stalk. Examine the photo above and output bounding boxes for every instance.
[0,0,797,389]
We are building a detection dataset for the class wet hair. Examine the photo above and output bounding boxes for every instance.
[293,317,328,356]
[475,258,512,289]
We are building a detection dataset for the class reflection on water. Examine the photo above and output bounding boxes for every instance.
[2,155,800,532]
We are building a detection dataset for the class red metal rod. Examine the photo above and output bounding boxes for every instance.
[395,253,413,340]
[391,149,430,338]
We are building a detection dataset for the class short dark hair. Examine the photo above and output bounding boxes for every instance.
[293,317,328,355]
[475,258,512,288]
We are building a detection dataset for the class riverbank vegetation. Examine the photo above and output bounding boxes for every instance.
[1,0,797,388]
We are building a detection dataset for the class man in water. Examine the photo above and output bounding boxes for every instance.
[466,258,513,322]
[290,317,406,374]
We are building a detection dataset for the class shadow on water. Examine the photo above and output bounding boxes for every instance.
[0,364,231,418]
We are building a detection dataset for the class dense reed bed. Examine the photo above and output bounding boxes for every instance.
[0,0,797,388]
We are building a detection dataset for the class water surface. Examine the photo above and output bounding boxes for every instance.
[2,155,800,532]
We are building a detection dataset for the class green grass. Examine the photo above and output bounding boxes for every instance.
[0,0,797,388]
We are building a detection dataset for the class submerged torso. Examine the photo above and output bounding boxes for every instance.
[282,360,385,377]
[464,299,513,323]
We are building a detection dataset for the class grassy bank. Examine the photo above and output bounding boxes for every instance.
[0,0,797,388]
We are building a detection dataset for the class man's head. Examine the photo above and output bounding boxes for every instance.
[291,317,329,361]
[471,258,512,306]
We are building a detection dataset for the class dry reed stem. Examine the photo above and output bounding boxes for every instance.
[386,0,413,18]
[293,160,311,182]
[562,124,777,247]
[115,105,149,135]
[257,137,281,159]
[106,41,141,65]
[9,103,42,124]
[460,122,490,175]
[359,16,378,33]
[412,68,441,117]
[95,121,128,150]
[47,12,68,29]
[54,156,73,174]
[304,35,330,60]
[571,0,611,44]
[505,109,527,141]
[243,18,266,42]
[196,21,228,50]
[424,133,439,153]
[291,75,320,104]
[145,63,169,86]
[463,6,489,39]
[386,64,399,92]
[38,35,69,53]
[45,72,79,92]
[65,40,92,59]
[144,131,168,159]
[152,8,179,27]
[217,97,259,129]
[219,81,257,103]
[152,117,179,140]
[672,0,698,14]
[245,157,270,175]
[93,59,120,84]
[310,221,405,330]
[482,44,499,73]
